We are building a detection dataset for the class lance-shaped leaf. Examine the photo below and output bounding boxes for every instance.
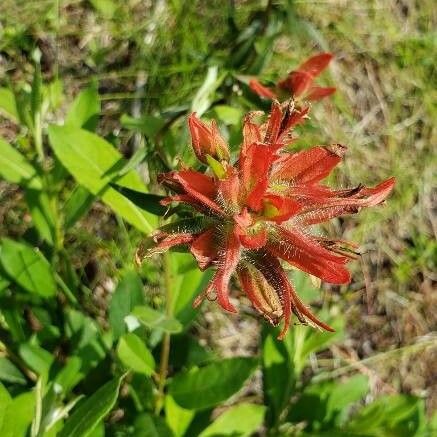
[48,126,158,233]
[169,357,258,409]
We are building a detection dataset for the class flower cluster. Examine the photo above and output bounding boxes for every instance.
[249,52,336,102]
[140,56,395,339]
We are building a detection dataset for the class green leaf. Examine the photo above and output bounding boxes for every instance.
[165,395,194,437]
[0,391,35,437]
[63,185,96,229]
[348,394,425,434]
[170,253,213,327]
[109,271,145,340]
[0,357,27,385]
[133,413,174,437]
[0,238,56,297]
[59,376,124,437]
[0,383,11,431]
[0,87,19,122]
[191,66,224,117]
[262,330,295,427]
[54,356,84,395]
[117,333,155,376]
[0,137,41,189]
[169,357,258,410]
[24,189,56,244]
[18,343,53,377]
[199,403,265,437]
[132,305,182,334]
[48,125,157,233]
[213,105,243,125]
[121,114,165,138]
[109,185,167,216]
[66,84,100,131]
[327,375,369,421]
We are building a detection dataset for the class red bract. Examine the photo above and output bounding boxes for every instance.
[141,100,395,339]
[249,53,336,102]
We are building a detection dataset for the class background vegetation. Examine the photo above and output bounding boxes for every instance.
[0,0,435,436]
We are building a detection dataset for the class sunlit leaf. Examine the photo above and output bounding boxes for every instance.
[59,376,124,437]
[0,87,18,122]
[165,395,194,437]
[48,125,158,233]
[0,137,41,189]
[169,357,258,409]
[132,305,182,334]
[0,238,56,298]
[66,84,100,131]
[199,403,265,437]
[0,358,27,385]
[109,271,145,340]
[116,333,155,376]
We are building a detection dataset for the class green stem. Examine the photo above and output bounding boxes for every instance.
[155,251,173,414]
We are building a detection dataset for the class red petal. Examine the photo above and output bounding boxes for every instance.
[242,112,262,151]
[268,227,351,285]
[295,177,396,213]
[159,170,222,214]
[190,228,217,270]
[188,113,230,162]
[306,86,336,101]
[297,53,333,77]
[277,105,310,144]
[278,71,313,97]
[354,177,396,206]
[211,230,241,313]
[255,254,335,338]
[240,143,275,211]
[218,168,240,211]
[150,232,194,254]
[263,101,283,145]
[271,144,347,184]
[262,194,302,223]
[249,79,277,99]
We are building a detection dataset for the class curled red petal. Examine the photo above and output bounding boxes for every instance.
[242,112,262,152]
[210,229,241,313]
[254,253,334,338]
[295,177,396,213]
[268,227,351,285]
[249,79,277,99]
[306,86,336,101]
[240,143,275,211]
[159,170,223,214]
[278,71,313,97]
[297,52,334,77]
[149,232,194,255]
[271,144,347,184]
[190,228,217,270]
[263,101,283,145]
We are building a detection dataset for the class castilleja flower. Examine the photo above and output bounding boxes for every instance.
[249,53,336,102]
[140,100,395,339]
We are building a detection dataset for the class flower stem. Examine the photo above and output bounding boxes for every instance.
[155,251,173,414]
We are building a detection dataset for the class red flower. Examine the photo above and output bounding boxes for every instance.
[141,101,395,339]
[249,53,336,102]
